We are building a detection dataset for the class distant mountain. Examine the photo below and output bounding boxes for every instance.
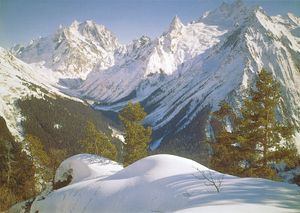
[78,15,224,102]
[12,20,124,79]
[78,1,300,154]
[10,1,300,160]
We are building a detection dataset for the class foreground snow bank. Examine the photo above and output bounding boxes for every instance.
[31,154,300,213]
[54,154,123,185]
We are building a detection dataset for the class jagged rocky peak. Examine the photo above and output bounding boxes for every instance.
[12,20,123,79]
[123,35,152,60]
[169,15,184,32]
[62,20,120,50]
[132,35,151,48]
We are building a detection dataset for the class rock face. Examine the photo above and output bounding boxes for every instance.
[10,1,300,153]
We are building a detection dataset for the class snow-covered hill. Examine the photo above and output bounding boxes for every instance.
[12,20,124,79]
[20,154,300,213]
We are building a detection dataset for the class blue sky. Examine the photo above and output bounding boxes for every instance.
[0,0,300,48]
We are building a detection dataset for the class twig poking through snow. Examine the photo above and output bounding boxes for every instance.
[194,168,224,193]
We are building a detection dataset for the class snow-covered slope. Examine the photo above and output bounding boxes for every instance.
[146,4,300,130]
[78,1,300,149]
[28,154,300,213]
[0,47,69,140]
[9,1,300,151]
[12,20,124,79]
[79,15,225,102]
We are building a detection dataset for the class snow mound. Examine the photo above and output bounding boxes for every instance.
[31,154,300,213]
[54,154,123,185]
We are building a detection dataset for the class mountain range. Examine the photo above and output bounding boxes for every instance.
[2,0,300,161]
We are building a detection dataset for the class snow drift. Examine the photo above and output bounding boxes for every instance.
[29,154,300,213]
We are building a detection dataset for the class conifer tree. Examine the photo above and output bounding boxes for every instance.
[0,117,35,211]
[48,148,68,183]
[210,69,298,179]
[79,121,117,161]
[239,69,298,178]
[26,134,51,189]
[210,101,243,175]
[119,102,152,167]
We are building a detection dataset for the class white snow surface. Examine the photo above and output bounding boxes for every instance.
[54,154,123,184]
[31,154,300,213]
[109,125,125,143]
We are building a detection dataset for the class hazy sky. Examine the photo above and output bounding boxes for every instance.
[1,0,300,48]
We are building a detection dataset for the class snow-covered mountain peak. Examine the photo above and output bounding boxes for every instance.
[69,19,80,28]
[66,20,120,51]
[12,20,123,79]
[131,35,151,49]
[79,8,226,102]
[169,15,184,32]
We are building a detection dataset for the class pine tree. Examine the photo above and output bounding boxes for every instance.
[0,116,35,210]
[210,69,298,179]
[79,121,117,161]
[119,102,152,167]
[48,148,67,183]
[210,101,243,175]
[26,134,51,190]
[239,69,298,178]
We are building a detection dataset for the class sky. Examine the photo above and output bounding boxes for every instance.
[0,0,300,48]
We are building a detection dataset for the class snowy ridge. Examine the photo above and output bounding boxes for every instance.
[29,154,300,213]
[0,47,72,140]
[76,1,300,148]
[10,1,300,149]
[12,20,124,79]
[146,3,300,132]
[78,15,225,102]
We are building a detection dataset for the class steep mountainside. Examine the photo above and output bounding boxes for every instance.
[79,1,300,153]
[78,16,225,102]
[0,47,120,156]
[0,47,62,139]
